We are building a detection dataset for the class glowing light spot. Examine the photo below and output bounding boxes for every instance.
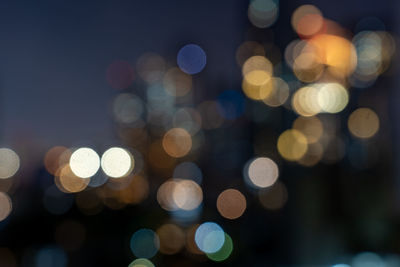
[242,71,273,100]
[0,192,12,221]
[293,116,323,144]
[248,0,278,28]
[195,222,225,254]
[291,5,323,38]
[128,258,155,267]
[44,146,71,175]
[157,224,185,255]
[318,83,349,113]
[173,108,202,135]
[262,77,290,107]
[293,51,324,82]
[162,128,192,158]
[258,181,288,210]
[277,129,308,161]
[100,147,133,178]
[0,148,20,179]
[246,157,279,188]
[297,142,324,167]
[206,233,233,262]
[348,108,379,139]
[173,161,203,185]
[136,53,166,84]
[236,41,265,66]
[163,67,192,97]
[112,93,144,125]
[130,229,160,259]
[217,189,246,219]
[292,86,321,117]
[352,252,383,267]
[106,60,134,90]
[57,164,89,193]
[35,246,67,267]
[308,34,357,78]
[69,148,100,178]
[177,44,206,74]
[173,179,203,211]
[242,56,273,80]
[157,180,179,211]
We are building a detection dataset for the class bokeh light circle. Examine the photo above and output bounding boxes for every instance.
[130,229,160,259]
[206,233,233,262]
[246,157,279,188]
[162,128,192,158]
[128,258,155,267]
[0,148,19,179]
[217,189,247,219]
[0,192,12,221]
[100,147,133,178]
[195,222,225,254]
[69,148,100,178]
[177,44,207,74]
[277,129,308,161]
[348,108,379,139]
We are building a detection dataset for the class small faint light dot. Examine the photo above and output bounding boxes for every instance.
[100,147,133,178]
[217,189,246,219]
[206,233,233,262]
[348,108,379,139]
[130,229,160,259]
[156,224,185,255]
[293,116,323,144]
[163,67,193,97]
[136,53,166,84]
[258,181,288,210]
[128,258,155,267]
[44,146,70,175]
[112,93,144,125]
[162,128,192,158]
[0,148,20,179]
[246,157,279,188]
[277,129,308,161]
[195,222,225,254]
[0,192,12,221]
[177,44,207,74]
[69,148,100,178]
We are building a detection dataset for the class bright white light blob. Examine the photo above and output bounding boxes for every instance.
[69,148,100,178]
[0,148,20,179]
[195,222,225,253]
[101,147,133,178]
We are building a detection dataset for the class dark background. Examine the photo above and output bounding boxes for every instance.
[0,0,398,266]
